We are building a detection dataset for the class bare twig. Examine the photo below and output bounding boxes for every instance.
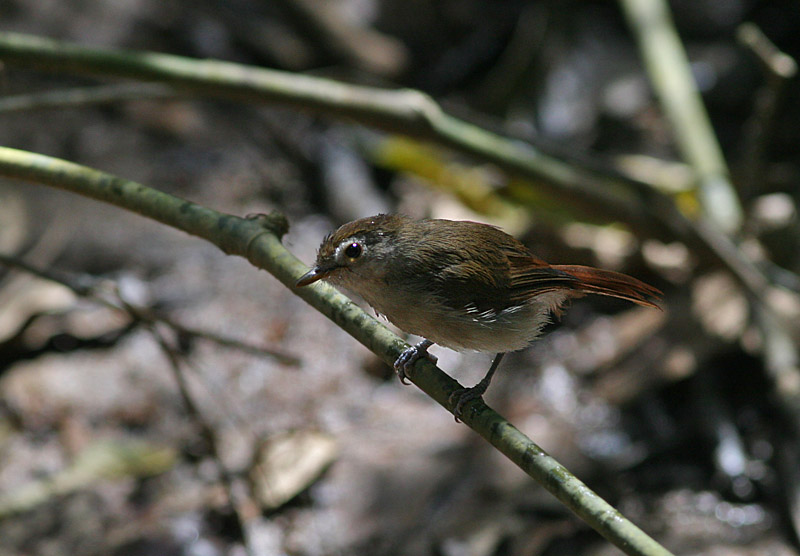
[272,0,409,75]
[619,0,744,234]
[0,32,657,234]
[736,23,798,196]
[0,82,179,112]
[150,326,254,556]
[738,23,798,81]
[0,252,300,366]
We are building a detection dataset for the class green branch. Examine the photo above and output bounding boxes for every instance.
[0,82,178,112]
[0,31,669,237]
[0,146,674,556]
[620,0,744,233]
[0,31,777,298]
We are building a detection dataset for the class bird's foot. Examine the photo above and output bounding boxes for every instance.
[448,353,504,421]
[448,384,487,421]
[393,339,437,385]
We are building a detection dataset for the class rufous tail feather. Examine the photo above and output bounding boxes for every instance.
[552,265,662,309]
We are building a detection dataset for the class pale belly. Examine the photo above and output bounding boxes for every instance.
[359,286,569,353]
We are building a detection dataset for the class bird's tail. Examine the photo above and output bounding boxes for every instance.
[552,265,662,309]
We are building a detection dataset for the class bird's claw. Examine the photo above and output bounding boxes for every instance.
[393,340,437,385]
[448,386,484,421]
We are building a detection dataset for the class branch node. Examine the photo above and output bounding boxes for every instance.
[246,211,289,239]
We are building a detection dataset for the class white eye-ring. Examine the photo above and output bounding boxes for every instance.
[337,240,363,263]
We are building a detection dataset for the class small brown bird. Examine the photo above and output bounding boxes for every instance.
[297,214,661,417]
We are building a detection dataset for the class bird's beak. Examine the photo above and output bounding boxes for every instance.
[296,266,328,287]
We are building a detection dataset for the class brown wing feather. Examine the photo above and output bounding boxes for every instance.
[506,254,582,304]
[393,218,661,312]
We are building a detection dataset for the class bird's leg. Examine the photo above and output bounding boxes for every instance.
[394,339,437,384]
[449,352,506,420]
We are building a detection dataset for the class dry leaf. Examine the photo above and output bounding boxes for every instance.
[251,430,338,510]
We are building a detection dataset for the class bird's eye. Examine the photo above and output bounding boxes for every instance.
[344,242,362,259]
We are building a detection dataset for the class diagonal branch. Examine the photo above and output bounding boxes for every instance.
[0,32,780,304]
[0,32,653,231]
[0,146,674,556]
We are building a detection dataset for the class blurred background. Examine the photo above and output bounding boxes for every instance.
[1,0,799,554]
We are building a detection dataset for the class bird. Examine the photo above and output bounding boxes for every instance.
[296,214,661,418]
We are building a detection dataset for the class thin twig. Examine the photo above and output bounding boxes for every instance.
[619,0,744,234]
[272,0,408,75]
[736,23,798,196]
[0,147,674,556]
[0,82,180,112]
[0,32,655,232]
[150,326,253,555]
[738,23,798,80]
[0,252,300,366]
[0,252,96,295]
[159,317,300,366]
